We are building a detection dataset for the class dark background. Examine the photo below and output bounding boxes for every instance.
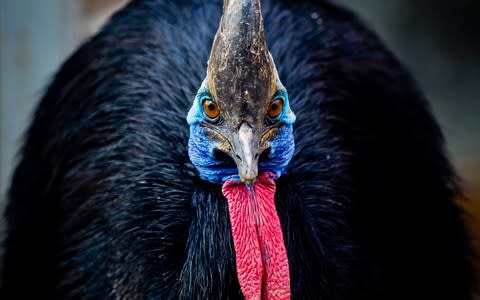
[1,0,479,290]
[336,1,480,283]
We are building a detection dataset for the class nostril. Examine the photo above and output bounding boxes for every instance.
[255,153,259,159]
[235,154,242,161]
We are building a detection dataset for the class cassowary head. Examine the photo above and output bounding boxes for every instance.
[187,0,296,184]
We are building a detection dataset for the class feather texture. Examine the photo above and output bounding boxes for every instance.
[1,0,474,299]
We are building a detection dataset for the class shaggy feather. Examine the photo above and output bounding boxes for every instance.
[1,0,474,299]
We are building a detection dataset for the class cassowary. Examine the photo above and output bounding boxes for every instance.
[1,0,474,299]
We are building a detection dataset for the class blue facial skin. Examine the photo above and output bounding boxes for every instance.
[187,80,296,184]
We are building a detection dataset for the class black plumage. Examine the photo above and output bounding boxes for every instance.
[1,0,474,299]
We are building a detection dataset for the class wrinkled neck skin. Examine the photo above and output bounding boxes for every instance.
[222,172,291,300]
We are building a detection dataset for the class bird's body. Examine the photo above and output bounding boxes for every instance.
[1,0,474,299]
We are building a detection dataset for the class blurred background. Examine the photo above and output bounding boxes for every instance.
[0,0,479,289]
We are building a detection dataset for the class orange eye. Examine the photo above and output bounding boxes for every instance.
[203,99,220,119]
[268,98,283,118]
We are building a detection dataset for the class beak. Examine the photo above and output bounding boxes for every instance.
[231,123,258,184]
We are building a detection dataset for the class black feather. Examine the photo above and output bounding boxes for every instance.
[1,0,474,299]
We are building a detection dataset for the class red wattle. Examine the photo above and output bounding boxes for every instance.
[222,172,290,300]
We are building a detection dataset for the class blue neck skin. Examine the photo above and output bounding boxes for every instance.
[187,80,296,184]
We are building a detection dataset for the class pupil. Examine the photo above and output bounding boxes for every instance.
[208,103,216,111]
[271,103,278,111]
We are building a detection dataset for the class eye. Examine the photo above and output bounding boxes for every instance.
[268,98,283,119]
[203,99,220,119]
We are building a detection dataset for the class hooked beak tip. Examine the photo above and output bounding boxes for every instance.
[241,178,256,185]
[239,169,258,184]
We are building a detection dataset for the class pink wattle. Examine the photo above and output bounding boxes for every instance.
[222,172,290,300]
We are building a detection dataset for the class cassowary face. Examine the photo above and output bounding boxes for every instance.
[187,0,295,184]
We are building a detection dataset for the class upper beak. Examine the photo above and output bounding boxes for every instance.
[232,123,258,184]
